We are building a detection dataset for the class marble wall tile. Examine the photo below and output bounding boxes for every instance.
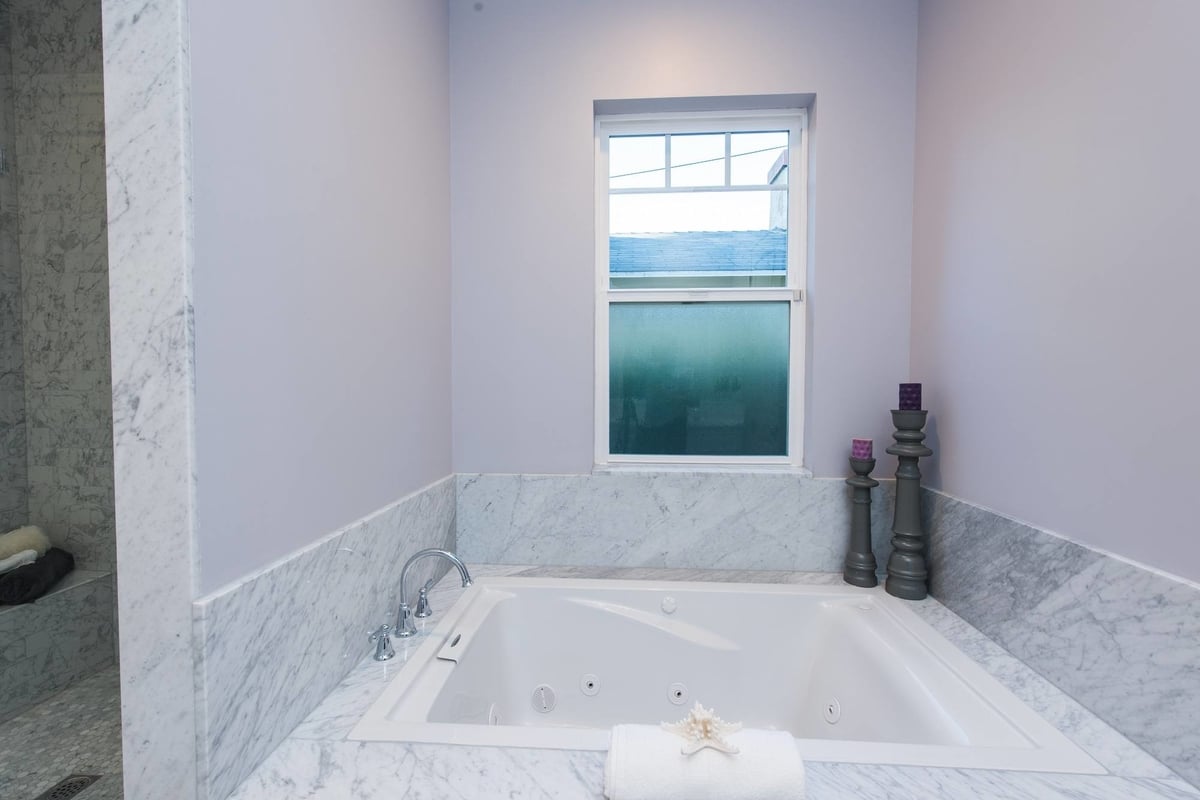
[11,32,114,571]
[0,572,115,720]
[0,310,26,535]
[193,477,457,800]
[100,0,199,797]
[0,2,27,535]
[457,472,896,576]
[924,488,1200,788]
[9,0,104,76]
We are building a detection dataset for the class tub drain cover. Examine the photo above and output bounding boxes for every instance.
[32,775,102,800]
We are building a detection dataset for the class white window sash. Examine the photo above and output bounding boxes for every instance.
[595,109,808,469]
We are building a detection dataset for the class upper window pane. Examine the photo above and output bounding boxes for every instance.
[610,190,781,233]
[730,131,788,185]
[670,133,725,187]
[610,135,665,189]
[609,190,787,288]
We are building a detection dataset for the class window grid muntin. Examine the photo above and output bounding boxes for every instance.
[609,130,787,194]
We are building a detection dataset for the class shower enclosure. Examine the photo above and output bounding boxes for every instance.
[0,0,121,796]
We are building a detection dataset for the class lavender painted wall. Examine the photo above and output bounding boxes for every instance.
[911,0,1200,580]
[190,1,452,592]
[449,0,918,477]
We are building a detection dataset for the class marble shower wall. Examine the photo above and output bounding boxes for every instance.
[193,477,456,800]
[0,1,28,533]
[9,0,114,570]
[457,472,896,574]
[924,488,1200,788]
[0,571,116,720]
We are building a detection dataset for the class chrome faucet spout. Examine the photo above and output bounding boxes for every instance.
[394,548,473,637]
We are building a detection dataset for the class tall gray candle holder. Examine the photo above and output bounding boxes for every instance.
[844,457,879,587]
[885,409,933,600]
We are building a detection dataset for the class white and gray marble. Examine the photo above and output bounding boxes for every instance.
[924,488,1200,788]
[457,472,895,575]
[194,477,456,800]
[0,570,115,720]
[803,764,1200,800]
[100,0,198,798]
[224,566,1196,800]
[10,0,116,573]
[0,0,28,535]
[0,664,123,800]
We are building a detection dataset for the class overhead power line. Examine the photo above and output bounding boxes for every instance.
[610,145,785,181]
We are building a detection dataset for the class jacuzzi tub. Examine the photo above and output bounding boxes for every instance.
[350,577,1103,773]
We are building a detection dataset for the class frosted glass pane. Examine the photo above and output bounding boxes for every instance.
[670,133,725,187]
[730,132,788,185]
[610,135,665,189]
[609,302,789,456]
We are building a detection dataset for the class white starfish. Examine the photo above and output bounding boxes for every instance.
[661,701,743,755]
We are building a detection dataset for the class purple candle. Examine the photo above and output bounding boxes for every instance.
[851,438,873,460]
[899,383,922,411]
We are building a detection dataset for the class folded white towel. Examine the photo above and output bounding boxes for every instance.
[0,526,50,561]
[605,724,806,800]
[0,548,38,575]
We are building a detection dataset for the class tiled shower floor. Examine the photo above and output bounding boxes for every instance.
[0,665,122,799]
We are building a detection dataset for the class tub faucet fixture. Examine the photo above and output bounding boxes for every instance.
[394,548,472,638]
[369,624,395,661]
[414,579,435,618]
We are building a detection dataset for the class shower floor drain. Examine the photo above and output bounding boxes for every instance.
[31,774,101,800]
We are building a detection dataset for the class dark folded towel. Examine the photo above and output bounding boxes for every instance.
[0,547,75,604]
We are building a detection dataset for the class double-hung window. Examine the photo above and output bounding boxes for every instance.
[595,110,808,467]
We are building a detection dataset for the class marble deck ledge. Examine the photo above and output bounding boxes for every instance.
[226,566,1193,800]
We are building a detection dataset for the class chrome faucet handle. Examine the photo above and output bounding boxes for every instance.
[414,579,435,618]
[395,603,417,638]
[369,624,395,661]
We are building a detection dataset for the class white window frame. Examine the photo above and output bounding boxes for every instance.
[594,109,809,469]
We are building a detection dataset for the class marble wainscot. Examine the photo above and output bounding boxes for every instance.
[924,488,1200,789]
[226,566,1197,800]
[457,472,895,573]
[193,477,456,800]
[0,570,115,720]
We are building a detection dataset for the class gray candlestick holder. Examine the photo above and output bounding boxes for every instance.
[885,409,933,600]
[844,457,879,587]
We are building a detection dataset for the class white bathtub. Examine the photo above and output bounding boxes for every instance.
[350,577,1103,773]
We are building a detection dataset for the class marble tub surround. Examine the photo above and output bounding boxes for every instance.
[193,476,456,800]
[0,570,115,720]
[923,489,1200,789]
[226,566,1191,800]
[457,472,896,574]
